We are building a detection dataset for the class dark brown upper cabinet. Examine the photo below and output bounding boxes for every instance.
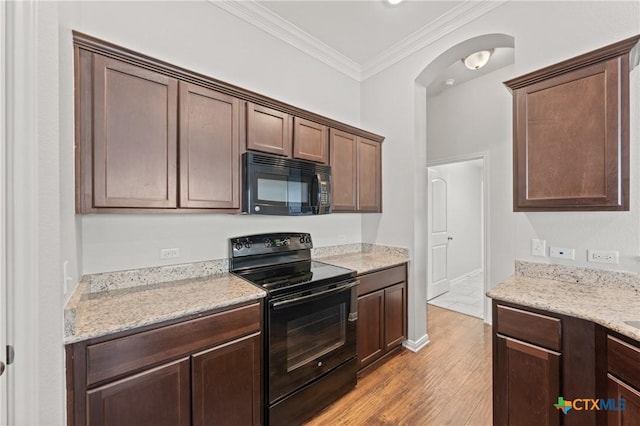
[292,117,329,164]
[179,82,240,209]
[91,54,178,209]
[73,31,384,213]
[330,129,382,213]
[246,103,292,157]
[505,35,640,212]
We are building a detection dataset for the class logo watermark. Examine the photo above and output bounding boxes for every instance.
[554,396,626,415]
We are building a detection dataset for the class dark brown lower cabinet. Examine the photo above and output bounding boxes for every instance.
[493,301,640,426]
[494,335,561,426]
[67,302,263,426]
[192,333,262,426]
[87,358,191,426]
[357,264,407,372]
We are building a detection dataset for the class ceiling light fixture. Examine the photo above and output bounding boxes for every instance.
[386,0,405,5]
[462,49,495,70]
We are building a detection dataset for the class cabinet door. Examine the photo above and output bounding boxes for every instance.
[512,57,628,211]
[607,374,640,426]
[330,129,357,211]
[93,54,178,208]
[357,137,382,212]
[86,358,190,426]
[384,282,406,351]
[494,335,561,426]
[293,117,328,164]
[246,102,291,157]
[192,333,262,426]
[357,290,385,370]
[179,82,240,209]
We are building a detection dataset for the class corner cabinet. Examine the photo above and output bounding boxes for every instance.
[357,264,407,372]
[330,129,382,213]
[66,302,263,426]
[492,300,640,426]
[505,35,639,211]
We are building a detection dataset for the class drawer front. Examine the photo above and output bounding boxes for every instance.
[358,264,406,296]
[496,304,561,351]
[608,335,640,389]
[87,302,261,387]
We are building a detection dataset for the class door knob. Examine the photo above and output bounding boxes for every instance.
[0,361,4,376]
[447,237,453,241]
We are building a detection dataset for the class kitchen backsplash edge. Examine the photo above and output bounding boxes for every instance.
[82,243,409,293]
[516,260,640,292]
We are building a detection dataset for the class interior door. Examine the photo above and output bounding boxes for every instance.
[427,169,450,300]
[0,0,8,421]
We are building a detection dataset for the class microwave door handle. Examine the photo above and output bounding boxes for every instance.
[311,173,322,214]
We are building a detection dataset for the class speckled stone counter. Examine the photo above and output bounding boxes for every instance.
[64,272,265,344]
[487,261,640,342]
[316,244,409,274]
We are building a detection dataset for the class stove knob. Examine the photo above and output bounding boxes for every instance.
[233,242,243,251]
[299,236,305,244]
[264,238,272,248]
[284,237,290,246]
[305,236,312,244]
[243,240,253,249]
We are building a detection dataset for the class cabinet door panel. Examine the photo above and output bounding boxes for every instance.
[93,54,177,208]
[357,290,384,370]
[246,103,291,156]
[384,282,406,350]
[192,333,262,426]
[357,138,381,212]
[293,117,328,164]
[179,82,240,209]
[607,374,640,426]
[330,129,357,211]
[495,334,560,426]
[87,358,190,426]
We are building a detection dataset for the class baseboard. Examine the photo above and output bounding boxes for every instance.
[450,268,483,286]
[403,334,430,352]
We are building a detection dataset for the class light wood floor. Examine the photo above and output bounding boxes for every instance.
[305,305,493,426]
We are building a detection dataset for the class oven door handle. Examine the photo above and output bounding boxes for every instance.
[271,280,359,311]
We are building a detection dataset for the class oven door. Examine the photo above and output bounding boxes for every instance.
[267,279,358,404]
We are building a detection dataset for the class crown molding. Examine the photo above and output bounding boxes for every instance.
[209,0,361,81]
[361,0,509,80]
[209,0,508,82]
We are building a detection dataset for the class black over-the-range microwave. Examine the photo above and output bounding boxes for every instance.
[242,152,332,215]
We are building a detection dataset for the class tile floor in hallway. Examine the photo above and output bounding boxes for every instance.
[428,270,484,318]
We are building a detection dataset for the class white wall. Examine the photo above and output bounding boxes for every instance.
[59,1,365,274]
[361,1,640,343]
[429,161,483,281]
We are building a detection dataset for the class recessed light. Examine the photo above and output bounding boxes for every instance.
[444,79,455,87]
[387,0,405,5]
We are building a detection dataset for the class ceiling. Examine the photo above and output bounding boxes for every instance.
[212,0,508,81]
[257,1,464,65]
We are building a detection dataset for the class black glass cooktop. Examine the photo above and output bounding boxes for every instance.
[238,260,355,293]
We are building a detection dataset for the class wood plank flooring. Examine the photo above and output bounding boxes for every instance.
[305,305,492,426]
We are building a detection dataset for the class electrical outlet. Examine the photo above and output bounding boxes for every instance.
[531,239,546,257]
[549,246,575,260]
[160,248,180,259]
[588,249,619,264]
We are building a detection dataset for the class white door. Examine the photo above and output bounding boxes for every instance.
[427,169,450,300]
[0,0,7,421]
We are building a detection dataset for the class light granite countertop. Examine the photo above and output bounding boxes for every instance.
[64,243,410,344]
[315,243,409,274]
[64,272,265,344]
[487,261,640,342]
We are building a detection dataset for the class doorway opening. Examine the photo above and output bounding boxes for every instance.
[426,156,486,320]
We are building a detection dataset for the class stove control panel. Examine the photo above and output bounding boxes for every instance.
[230,232,313,257]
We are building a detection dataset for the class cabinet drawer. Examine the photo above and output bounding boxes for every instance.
[496,305,561,351]
[358,265,406,296]
[86,303,261,386]
[608,335,640,389]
